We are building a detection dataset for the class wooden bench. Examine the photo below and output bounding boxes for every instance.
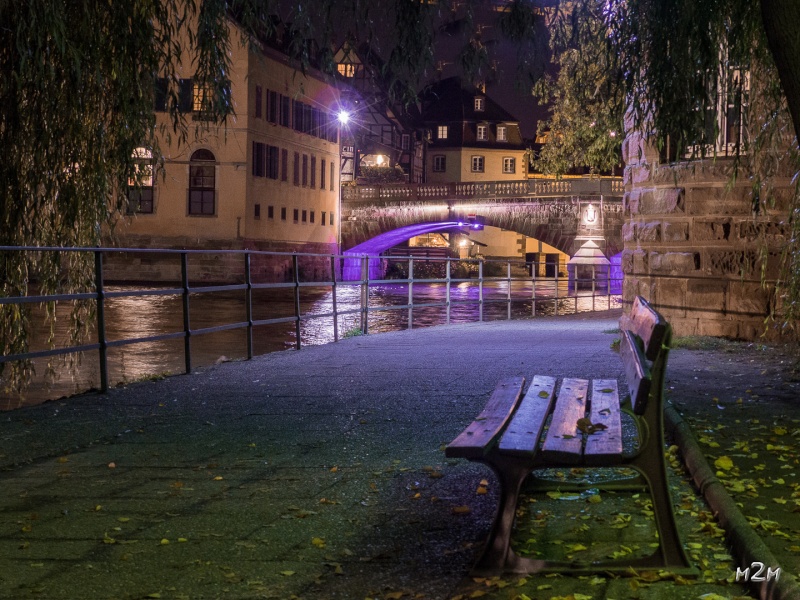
[445,296,694,575]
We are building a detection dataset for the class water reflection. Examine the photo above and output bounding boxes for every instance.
[1,282,620,410]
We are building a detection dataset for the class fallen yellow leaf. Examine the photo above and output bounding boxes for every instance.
[714,456,734,471]
[312,537,326,548]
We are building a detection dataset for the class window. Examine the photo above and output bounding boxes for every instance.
[477,124,488,141]
[330,212,334,226]
[293,152,300,186]
[310,211,315,224]
[281,207,287,221]
[330,162,335,191]
[474,97,485,111]
[321,159,326,190]
[280,95,291,127]
[293,100,303,132]
[321,211,326,225]
[401,134,410,150]
[337,63,356,77]
[127,147,154,214]
[255,85,262,118]
[502,157,516,174]
[437,125,448,140]
[254,203,261,219]
[432,155,446,172]
[252,142,265,177]
[267,205,274,219]
[497,125,507,141]
[471,155,484,173]
[268,90,278,123]
[281,149,288,181]
[310,156,316,188]
[302,154,308,186]
[293,208,299,223]
[192,82,213,113]
[268,146,279,180]
[302,210,307,223]
[154,78,193,113]
[188,149,216,215]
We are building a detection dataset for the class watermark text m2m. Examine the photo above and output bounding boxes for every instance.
[735,562,781,583]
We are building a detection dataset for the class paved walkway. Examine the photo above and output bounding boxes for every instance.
[1,312,798,599]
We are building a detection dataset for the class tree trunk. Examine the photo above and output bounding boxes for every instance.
[760,0,800,145]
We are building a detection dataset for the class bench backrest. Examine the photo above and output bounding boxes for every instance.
[620,296,671,415]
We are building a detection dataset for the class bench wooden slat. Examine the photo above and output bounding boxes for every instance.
[620,329,651,415]
[627,296,668,361]
[445,376,525,459]
[497,375,557,457]
[540,378,588,463]
[584,379,623,464]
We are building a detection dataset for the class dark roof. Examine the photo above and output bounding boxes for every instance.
[420,77,518,124]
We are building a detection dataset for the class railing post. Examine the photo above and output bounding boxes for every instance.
[292,253,301,350]
[531,260,537,317]
[506,260,512,320]
[554,265,559,316]
[360,255,369,335]
[181,252,192,374]
[592,265,596,313]
[94,250,108,392]
[478,260,484,322]
[407,257,414,330]
[331,254,339,342]
[245,252,253,359]
[446,259,451,325]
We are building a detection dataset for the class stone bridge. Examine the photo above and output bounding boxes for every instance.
[340,177,625,257]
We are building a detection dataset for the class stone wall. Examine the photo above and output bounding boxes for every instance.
[102,235,338,285]
[622,130,793,340]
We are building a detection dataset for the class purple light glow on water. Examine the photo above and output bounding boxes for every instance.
[342,221,462,280]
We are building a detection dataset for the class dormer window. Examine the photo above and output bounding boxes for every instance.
[477,124,488,141]
[437,125,448,140]
[474,97,485,112]
[497,125,507,141]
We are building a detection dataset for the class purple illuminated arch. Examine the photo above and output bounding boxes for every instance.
[342,221,462,280]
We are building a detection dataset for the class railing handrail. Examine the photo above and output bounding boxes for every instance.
[1,246,622,403]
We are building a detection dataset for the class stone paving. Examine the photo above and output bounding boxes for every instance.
[0,311,798,599]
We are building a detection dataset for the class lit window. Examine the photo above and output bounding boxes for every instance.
[497,125,507,141]
[192,82,213,113]
[337,63,356,77]
[471,155,484,172]
[433,155,446,172]
[502,157,516,174]
[477,125,488,141]
[474,97,485,112]
[127,147,154,214]
[188,149,216,215]
[437,125,448,140]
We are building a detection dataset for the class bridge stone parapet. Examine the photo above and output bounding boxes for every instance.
[341,178,625,257]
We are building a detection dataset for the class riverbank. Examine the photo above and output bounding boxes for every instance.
[1,311,798,599]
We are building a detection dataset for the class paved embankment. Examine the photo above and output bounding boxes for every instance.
[1,311,798,599]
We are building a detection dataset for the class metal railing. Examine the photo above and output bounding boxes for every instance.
[0,246,621,395]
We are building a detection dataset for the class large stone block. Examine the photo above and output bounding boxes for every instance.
[686,279,726,315]
[692,219,732,242]
[662,220,689,242]
[653,278,687,317]
[648,251,699,275]
[621,249,635,274]
[739,220,790,247]
[637,221,661,242]
[687,186,753,216]
[727,281,770,317]
[622,222,636,242]
[707,250,756,276]
[638,188,685,215]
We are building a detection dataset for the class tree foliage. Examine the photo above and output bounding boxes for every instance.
[532,1,624,175]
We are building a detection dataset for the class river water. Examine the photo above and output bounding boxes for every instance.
[1,281,621,410]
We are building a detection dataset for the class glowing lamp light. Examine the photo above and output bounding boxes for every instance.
[376,155,385,165]
[586,204,597,223]
[337,110,350,125]
[459,239,469,248]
